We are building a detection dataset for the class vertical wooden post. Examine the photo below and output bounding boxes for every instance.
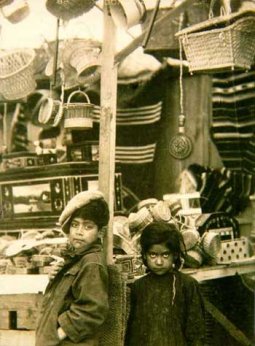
[99,1,117,265]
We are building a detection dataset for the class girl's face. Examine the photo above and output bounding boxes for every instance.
[145,242,174,275]
[69,217,99,249]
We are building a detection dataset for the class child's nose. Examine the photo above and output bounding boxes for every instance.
[155,256,163,265]
[76,225,84,234]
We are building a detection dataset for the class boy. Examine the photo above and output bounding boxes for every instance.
[36,190,109,346]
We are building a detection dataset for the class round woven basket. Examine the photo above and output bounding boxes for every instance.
[64,90,94,129]
[109,0,146,29]
[46,0,96,20]
[1,0,29,23]
[137,198,158,211]
[150,201,171,222]
[38,97,64,127]
[0,49,36,100]
[201,231,221,258]
[70,48,101,85]
[0,0,13,8]
[184,247,203,268]
[181,228,200,250]
[128,207,153,233]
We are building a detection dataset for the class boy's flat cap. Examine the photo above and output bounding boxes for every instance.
[59,190,107,232]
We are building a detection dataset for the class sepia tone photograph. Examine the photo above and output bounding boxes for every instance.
[0,0,254,345]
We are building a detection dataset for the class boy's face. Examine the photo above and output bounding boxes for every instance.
[145,242,174,275]
[69,217,99,249]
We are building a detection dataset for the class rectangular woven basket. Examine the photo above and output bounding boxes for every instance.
[177,13,255,73]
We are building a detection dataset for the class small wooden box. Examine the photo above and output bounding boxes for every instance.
[0,293,43,330]
[216,237,251,264]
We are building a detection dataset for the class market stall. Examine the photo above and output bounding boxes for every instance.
[0,0,255,345]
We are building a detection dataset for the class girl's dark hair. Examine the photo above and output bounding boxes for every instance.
[140,221,186,270]
[70,199,109,229]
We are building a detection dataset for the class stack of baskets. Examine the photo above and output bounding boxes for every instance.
[176,10,255,73]
[0,49,36,100]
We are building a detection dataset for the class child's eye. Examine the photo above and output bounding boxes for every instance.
[149,252,157,259]
[84,223,95,230]
[163,253,170,258]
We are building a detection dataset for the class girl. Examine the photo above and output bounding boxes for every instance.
[126,221,206,346]
[36,190,109,346]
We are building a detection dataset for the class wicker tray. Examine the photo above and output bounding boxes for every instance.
[176,10,255,73]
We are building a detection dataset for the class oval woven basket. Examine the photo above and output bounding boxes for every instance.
[64,90,94,129]
[0,49,36,100]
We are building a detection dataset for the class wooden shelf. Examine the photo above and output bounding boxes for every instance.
[0,259,255,295]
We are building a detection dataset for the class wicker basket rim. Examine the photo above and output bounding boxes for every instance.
[176,9,255,36]
[179,16,255,40]
[0,48,35,79]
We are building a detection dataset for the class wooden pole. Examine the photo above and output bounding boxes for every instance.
[99,1,118,265]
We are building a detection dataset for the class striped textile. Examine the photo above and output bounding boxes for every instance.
[115,143,156,164]
[92,102,162,126]
[211,70,255,175]
[82,102,162,165]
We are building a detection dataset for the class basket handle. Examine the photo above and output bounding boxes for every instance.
[67,90,91,104]
[209,0,231,19]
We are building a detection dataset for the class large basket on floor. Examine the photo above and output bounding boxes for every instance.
[176,11,255,73]
[0,49,36,100]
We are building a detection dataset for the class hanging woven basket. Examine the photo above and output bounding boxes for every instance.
[46,0,96,21]
[69,43,101,85]
[176,10,255,73]
[1,0,30,23]
[0,49,36,101]
[0,0,13,9]
[64,90,94,129]
[38,97,64,128]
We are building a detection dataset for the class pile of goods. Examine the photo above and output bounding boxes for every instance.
[0,229,67,275]
[112,194,254,277]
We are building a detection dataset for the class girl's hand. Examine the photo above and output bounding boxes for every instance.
[48,255,64,280]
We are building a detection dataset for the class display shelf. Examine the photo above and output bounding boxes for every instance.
[0,259,254,295]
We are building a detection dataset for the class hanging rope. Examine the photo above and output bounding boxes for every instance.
[179,13,185,116]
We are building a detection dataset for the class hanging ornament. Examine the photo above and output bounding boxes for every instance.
[169,114,192,160]
[169,18,193,160]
